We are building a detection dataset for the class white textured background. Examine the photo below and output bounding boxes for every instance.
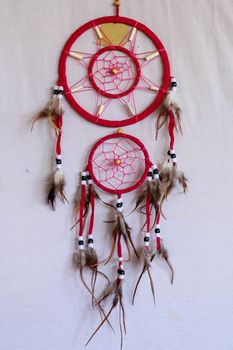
[1,1,233,349]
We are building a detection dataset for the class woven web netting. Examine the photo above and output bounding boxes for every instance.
[91,137,146,191]
[91,50,137,95]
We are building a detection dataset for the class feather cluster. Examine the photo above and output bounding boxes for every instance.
[158,162,188,213]
[47,168,67,210]
[105,212,138,265]
[32,86,64,131]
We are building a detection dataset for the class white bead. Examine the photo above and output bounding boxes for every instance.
[144,242,149,247]
[56,164,62,170]
[119,275,125,280]
[145,51,160,61]
[145,232,150,237]
[81,181,86,185]
[79,245,84,250]
[129,27,137,42]
[56,154,62,160]
[156,224,160,229]
[118,257,123,261]
[82,171,87,176]
[88,243,94,248]
[88,234,93,239]
[117,198,123,203]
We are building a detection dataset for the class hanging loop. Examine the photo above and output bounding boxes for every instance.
[114,0,120,16]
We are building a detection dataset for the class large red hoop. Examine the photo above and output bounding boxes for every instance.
[58,16,171,127]
[87,133,152,196]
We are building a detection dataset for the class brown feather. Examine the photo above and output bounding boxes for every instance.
[46,173,67,211]
[178,172,188,193]
[86,280,123,347]
[132,248,155,305]
[158,243,174,285]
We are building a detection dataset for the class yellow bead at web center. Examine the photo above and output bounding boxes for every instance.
[111,68,118,75]
[115,159,121,165]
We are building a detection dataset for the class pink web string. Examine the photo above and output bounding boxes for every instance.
[92,138,146,191]
[92,50,137,95]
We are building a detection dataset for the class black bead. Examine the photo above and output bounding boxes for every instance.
[171,153,176,159]
[155,228,160,234]
[167,150,171,156]
[78,240,84,245]
[148,171,152,177]
[81,176,87,181]
[88,238,94,244]
[144,237,149,242]
[153,168,158,175]
[54,89,59,95]
[117,269,125,275]
[87,174,92,180]
[171,82,177,87]
[59,89,64,95]
[116,202,123,208]
[56,158,62,164]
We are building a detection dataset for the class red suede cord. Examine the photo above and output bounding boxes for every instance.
[168,110,175,151]
[117,233,123,269]
[88,185,95,235]
[156,211,161,251]
[145,186,150,252]
[55,116,63,156]
[78,184,86,237]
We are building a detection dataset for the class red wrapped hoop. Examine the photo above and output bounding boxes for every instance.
[58,15,171,127]
[87,132,152,195]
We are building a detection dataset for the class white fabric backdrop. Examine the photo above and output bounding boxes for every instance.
[1,0,233,349]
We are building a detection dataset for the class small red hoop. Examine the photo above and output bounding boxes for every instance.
[88,46,141,99]
[58,15,170,127]
[87,132,152,196]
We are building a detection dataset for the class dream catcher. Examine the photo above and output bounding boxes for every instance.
[33,0,187,347]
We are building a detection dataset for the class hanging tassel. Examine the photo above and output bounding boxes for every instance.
[132,186,155,305]
[85,173,102,306]
[156,77,182,138]
[47,108,67,210]
[158,107,188,213]
[73,171,87,269]
[32,85,64,131]
[86,234,126,349]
